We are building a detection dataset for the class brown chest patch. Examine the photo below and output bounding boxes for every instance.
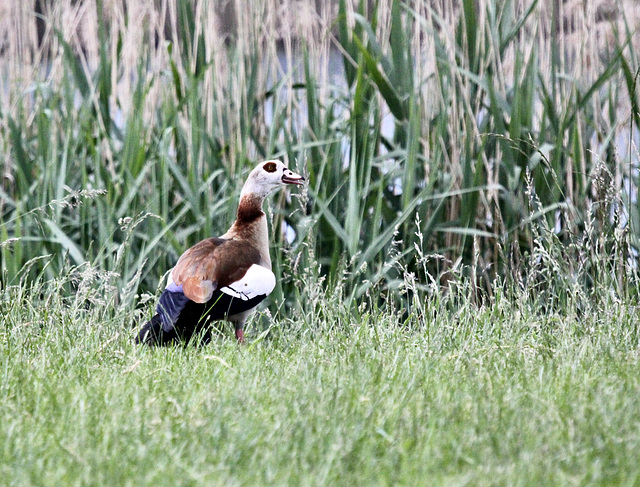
[236,194,265,224]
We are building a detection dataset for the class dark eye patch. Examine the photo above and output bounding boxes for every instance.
[263,162,277,173]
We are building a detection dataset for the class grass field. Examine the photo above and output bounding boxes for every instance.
[2,268,640,486]
[2,0,640,485]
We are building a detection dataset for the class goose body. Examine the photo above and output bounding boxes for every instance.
[136,160,304,345]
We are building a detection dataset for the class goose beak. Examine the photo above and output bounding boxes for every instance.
[282,169,305,186]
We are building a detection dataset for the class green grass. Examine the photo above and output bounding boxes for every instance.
[2,266,640,486]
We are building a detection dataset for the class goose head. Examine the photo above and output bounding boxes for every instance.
[241,160,305,198]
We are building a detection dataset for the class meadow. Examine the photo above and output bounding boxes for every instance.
[2,270,640,485]
[2,0,640,485]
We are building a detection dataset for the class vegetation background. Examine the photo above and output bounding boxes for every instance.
[1,0,640,485]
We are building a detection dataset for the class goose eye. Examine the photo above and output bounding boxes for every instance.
[263,162,277,173]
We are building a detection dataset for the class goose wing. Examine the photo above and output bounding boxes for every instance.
[171,238,263,303]
[155,238,276,334]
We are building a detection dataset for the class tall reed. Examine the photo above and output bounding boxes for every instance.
[0,0,638,312]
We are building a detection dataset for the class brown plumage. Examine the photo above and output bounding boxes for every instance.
[136,160,304,346]
[172,238,262,303]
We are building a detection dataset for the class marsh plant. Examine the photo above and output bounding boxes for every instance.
[0,0,639,309]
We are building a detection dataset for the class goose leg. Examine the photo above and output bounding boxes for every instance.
[233,317,246,343]
[229,311,249,343]
[235,327,244,343]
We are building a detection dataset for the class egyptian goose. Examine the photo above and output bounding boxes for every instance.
[136,160,305,345]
